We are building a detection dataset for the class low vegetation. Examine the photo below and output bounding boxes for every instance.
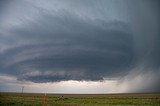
[0,93,160,106]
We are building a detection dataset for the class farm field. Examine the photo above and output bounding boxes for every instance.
[0,92,160,106]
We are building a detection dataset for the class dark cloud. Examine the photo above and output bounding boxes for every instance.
[0,0,10,13]
[0,11,135,82]
[0,0,160,92]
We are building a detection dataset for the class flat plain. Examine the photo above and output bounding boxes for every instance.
[0,92,160,106]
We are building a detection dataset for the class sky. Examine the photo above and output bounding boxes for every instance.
[0,0,160,94]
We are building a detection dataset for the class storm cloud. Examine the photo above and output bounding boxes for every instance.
[0,0,160,92]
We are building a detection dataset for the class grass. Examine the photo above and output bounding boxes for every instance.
[0,92,160,106]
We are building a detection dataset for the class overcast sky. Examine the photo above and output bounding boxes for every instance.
[0,0,160,93]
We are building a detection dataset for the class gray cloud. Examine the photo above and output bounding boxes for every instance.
[0,11,135,82]
[0,0,160,92]
[116,66,160,93]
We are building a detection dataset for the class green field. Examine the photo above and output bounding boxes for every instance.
[0,92,160,106]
